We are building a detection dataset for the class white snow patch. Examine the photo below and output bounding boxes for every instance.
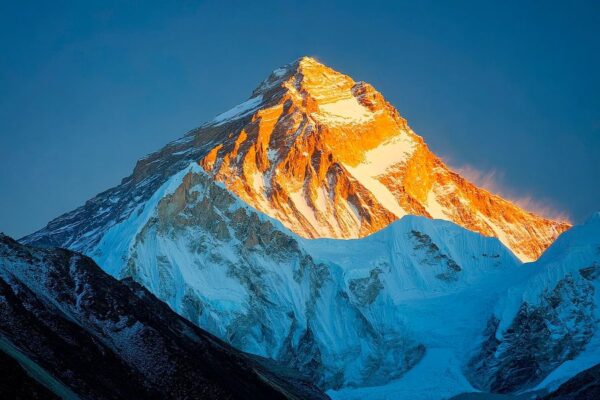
[343,132,416,218]
[172,148,194,156]
[353,131,417,175]
[211,95,263,126]
[315,97,374,125]
[477,212,526,261]
[315,187,329,213]
[289,189,320,230]
[272,67,287,77]
[251,172,264,194]
[425,190,446,220]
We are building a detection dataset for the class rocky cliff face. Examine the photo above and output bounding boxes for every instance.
[466,213,600,396]
[0,233,327,400]
[198,57,568,261]
[468,277,596,393]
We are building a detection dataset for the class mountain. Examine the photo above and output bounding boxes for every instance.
[0,233,327,399]
[198,56,569,261]
[17,57,595,399]
[23,57,567,261]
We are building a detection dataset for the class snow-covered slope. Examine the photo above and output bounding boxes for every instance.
[77,163,430,388]
[19,155,555,395]
[302,217,526,399]
[326,213,600,400]
[469,212,600,394]
[0,233,327,399]
[18,152,599,397]
[22,157,523,391]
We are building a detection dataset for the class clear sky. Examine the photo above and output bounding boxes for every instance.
[1,1,598,238]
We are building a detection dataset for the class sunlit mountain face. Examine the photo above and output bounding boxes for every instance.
[17,57,597,400]
[24,57,569,263]
[198,57,569,262]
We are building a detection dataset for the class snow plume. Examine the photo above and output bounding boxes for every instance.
[452,163,571,223]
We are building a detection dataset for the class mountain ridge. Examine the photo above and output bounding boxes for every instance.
[0,232,328,399]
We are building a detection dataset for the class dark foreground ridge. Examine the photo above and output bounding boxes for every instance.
[0,233,328,400]
[542,363,600,400]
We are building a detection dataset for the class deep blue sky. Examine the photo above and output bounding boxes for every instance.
[1,1,598,238]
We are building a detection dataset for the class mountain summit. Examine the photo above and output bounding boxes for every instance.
[197,56,568,261]
[23,57,568,261]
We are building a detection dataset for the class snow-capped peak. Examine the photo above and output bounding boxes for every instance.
[197,57,569,261]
